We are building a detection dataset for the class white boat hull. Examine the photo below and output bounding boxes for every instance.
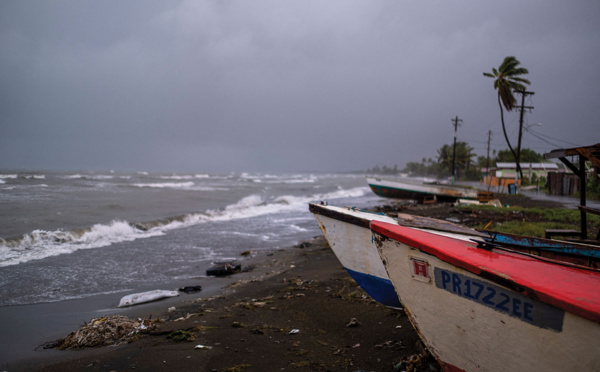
[309,204,481,309]
[374,232,600,371]
[311,206,402,307]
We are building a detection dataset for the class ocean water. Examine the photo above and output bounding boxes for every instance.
[0,171,383,306]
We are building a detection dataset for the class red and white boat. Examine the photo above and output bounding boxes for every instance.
[371,220,600,372]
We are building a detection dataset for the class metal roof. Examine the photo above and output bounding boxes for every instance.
[495,162,559,170]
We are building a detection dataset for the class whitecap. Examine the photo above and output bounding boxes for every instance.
[0,185,368,266]
[131,182,195,189]
[0,221,164,267]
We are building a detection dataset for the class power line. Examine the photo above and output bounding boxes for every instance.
[524,127,582,148]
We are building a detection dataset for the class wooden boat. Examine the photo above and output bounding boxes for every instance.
[482,230,600,268]
[372,220,600,371]
[366,177,479,202]
[308,203,483,308]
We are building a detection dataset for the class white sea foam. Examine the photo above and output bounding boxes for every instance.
[23,174,46,179]
[132,182,195,189]
[0,174,18,179]
[160,175,193,180]
[160,174,210,180]
[0,185,368,266]
[0,221,164,267]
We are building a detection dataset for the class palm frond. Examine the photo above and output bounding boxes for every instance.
[510,77,531,85]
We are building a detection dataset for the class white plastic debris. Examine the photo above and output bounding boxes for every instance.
[289,329,300,334]
[195,344,214,350]
[118,290,180,307]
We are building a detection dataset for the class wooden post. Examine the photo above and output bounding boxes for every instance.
[580,154,587,240]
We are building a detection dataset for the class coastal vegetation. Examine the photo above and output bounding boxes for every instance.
[456,203,600,237]
[369,145,544,182]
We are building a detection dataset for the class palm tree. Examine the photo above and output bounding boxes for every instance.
[483,56,530,180]
[437,142,475,179]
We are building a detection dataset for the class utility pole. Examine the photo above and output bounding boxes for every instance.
[451,116,462,185]
[485,130,492,191]
[515,90,535,187]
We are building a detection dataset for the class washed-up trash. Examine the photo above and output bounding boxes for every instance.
[50,315,155,349]
[195,344,214,350]
[179,285,202,294]
[118,289,180,307]
[289,329,300,334]
[346,318,360,327]
[393,354,424,372]
[206,260,242,276]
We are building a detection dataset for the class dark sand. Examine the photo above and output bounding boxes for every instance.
[9,236,426,372]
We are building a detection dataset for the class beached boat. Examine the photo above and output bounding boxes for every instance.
[372,220,600,371]
[308,203,484,308]
[366,177,478,202]
[482,230,600,268]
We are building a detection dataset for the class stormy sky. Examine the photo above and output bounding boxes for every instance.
[1,1,599,173]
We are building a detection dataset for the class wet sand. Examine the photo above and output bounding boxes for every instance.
[7,236,427,372]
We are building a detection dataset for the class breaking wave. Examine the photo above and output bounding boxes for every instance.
[0,186,368,267]
[131,182,195,189]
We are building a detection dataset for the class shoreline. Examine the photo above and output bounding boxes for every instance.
[0,244,303,371]
[5,194,590,371]
[7,236,429,372]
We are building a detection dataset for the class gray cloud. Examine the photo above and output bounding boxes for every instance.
[1,0,599,172]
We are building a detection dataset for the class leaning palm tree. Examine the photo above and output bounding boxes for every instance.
[483,56,530,180]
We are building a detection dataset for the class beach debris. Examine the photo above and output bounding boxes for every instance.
[233,299,269,310]
[232,321,245,328]
[50,315,155,349]
[346,318,361,327]
[375,340,406,349]
[178,285,202,294]
[393,353,424,372]
[289,329,300,334]
[222,364,251,372]
[167,329,195,342]
[195,344,214,350]
[168,307,176,312]
[206,260,242,276]
[118,289,180,307]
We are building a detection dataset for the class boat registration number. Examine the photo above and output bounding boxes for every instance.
[434,267,564,331]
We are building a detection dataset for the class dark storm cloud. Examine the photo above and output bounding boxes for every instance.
[1,0,599,172]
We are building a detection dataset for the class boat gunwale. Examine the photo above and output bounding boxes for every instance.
[371,220,600,324]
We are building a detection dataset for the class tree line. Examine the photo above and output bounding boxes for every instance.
[401,143,543,181]
[367,143,544,181]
